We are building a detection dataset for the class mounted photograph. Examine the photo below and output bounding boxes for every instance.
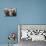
[4,8,16,16]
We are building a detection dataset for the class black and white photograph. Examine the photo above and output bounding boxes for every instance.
[4,8,16,16]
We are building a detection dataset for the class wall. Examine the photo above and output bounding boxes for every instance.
[0,0,46,44]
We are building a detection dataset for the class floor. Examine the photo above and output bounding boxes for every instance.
[0,44,18,46]
[19,40,46,46]
[0,40,46,46]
